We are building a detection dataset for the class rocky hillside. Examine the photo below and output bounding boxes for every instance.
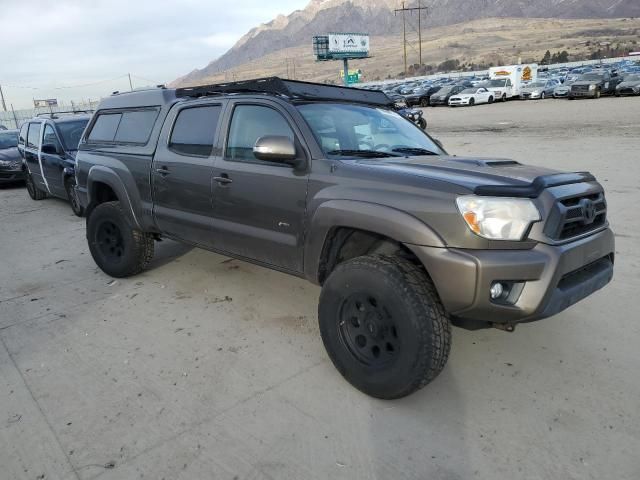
[176,0,640,84]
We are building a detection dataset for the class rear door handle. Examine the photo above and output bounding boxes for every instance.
[156,166,170,176]
[213,174,232,185]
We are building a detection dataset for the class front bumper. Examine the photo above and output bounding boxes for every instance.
[569,90,597,98]
[0,167,25,184]
[408,228,615,327]
[448,98,470,106]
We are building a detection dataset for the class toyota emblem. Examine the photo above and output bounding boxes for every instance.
[580,199,597,224]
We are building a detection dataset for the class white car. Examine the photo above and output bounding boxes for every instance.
[448,87,495,107]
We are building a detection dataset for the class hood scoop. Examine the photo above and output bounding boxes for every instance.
[448,158,521,168]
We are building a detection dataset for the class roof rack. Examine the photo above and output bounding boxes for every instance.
[36,110,94,119]
[175,77,394,107]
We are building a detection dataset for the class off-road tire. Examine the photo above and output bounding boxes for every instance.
[87,201,154,278]
[25,170,46,200]
[318,254,452,399]
[65,177,84,217]
[417,117,427,130]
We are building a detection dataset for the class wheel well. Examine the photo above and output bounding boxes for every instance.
[86,181,118,218]
[318,227,420,284]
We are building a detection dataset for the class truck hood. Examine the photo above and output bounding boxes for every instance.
[0,147,21,162]
[572,80,603,86]
[349,156,560,193]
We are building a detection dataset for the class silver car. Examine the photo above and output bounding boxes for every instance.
[520,79,559,99]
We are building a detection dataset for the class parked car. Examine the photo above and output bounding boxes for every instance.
[429,85,466,106]
[448,87,494,106]
[569,71,621,99]
[519,79,559,99]
[404,85,442,107]
[0,129,25,185]
[74,77,614,399]
[553,83,572,98]
[615,74,640,96]
[18,112,91,215]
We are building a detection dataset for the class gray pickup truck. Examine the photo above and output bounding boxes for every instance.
[75,78,614,399]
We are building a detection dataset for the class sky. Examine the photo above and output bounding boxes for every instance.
[0,0,306,109]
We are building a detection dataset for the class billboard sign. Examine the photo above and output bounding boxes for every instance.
[313,33,370,61]
[34,99,58,108]
[328,33,369,55]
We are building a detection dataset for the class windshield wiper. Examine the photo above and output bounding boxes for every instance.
[327,149,400,158]
[392,147,439,156]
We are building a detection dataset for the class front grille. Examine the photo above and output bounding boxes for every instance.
[571,85,590,92]
[544,192,607,241]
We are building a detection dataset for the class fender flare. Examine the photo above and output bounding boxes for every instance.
[303,200,445,283]
[86,165,142,229]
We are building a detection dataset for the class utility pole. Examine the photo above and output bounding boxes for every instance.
[0,84,7,111]
[395,1,429,74]
[10,104,19,129]
[128,73,133,91]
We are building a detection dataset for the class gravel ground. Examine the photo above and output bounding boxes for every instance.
[1,96,638,480]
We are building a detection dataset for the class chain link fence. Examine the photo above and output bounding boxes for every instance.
[0,100,99,130]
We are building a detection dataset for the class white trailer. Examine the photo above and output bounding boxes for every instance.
[487,64,538,100]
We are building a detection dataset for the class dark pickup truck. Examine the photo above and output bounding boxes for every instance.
[75,78,614,399]
[569,71,622,99]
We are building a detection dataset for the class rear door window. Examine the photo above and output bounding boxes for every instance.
[169,105,222,156]
[27,123,41,150]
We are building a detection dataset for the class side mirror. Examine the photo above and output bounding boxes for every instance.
[253,136,297,165]
[41,143,59,155]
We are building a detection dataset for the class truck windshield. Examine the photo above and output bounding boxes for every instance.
[297,103,444,158]
[487,79,507,87]
[57,119,89,150]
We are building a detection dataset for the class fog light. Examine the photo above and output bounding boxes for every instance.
[490,282,504,300]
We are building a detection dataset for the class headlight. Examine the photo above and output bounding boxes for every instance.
[456,196,541,241]
[589,84,596,90]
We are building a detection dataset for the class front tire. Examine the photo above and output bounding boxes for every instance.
[469,98,475,106]
[65,177,84,217]
[501,94,507,102]
[488,96,494,104]
[318,255,452,399]
[417,117,427,129]
[420,98,429,107]
[540,92,545,99]
[87,201,154,278]
[25,170,46,200]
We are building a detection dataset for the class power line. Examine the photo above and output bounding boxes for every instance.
[395,1,429,74]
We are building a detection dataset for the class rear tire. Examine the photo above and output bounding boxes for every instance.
[87,201,154,278]
[25,170,46,200]
[65,177,84,217]
[318,255,452,399]
[420,98,429,107]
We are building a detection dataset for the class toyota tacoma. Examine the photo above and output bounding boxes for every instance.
[74,78,614,399]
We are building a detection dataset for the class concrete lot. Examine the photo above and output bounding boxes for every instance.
[1,97,638,480]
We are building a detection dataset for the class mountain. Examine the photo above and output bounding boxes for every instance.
[175,0,640,85]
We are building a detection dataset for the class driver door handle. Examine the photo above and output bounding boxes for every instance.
[156,166,170,176]
[214,174,233,185]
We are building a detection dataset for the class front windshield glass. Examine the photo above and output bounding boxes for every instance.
[579,74,603,81]
[297,103,444,158]
[57,119,89,150]
[461,88,477,94]
[530,81,546,88]
[488,79,507,87]
[0,131,18,149]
